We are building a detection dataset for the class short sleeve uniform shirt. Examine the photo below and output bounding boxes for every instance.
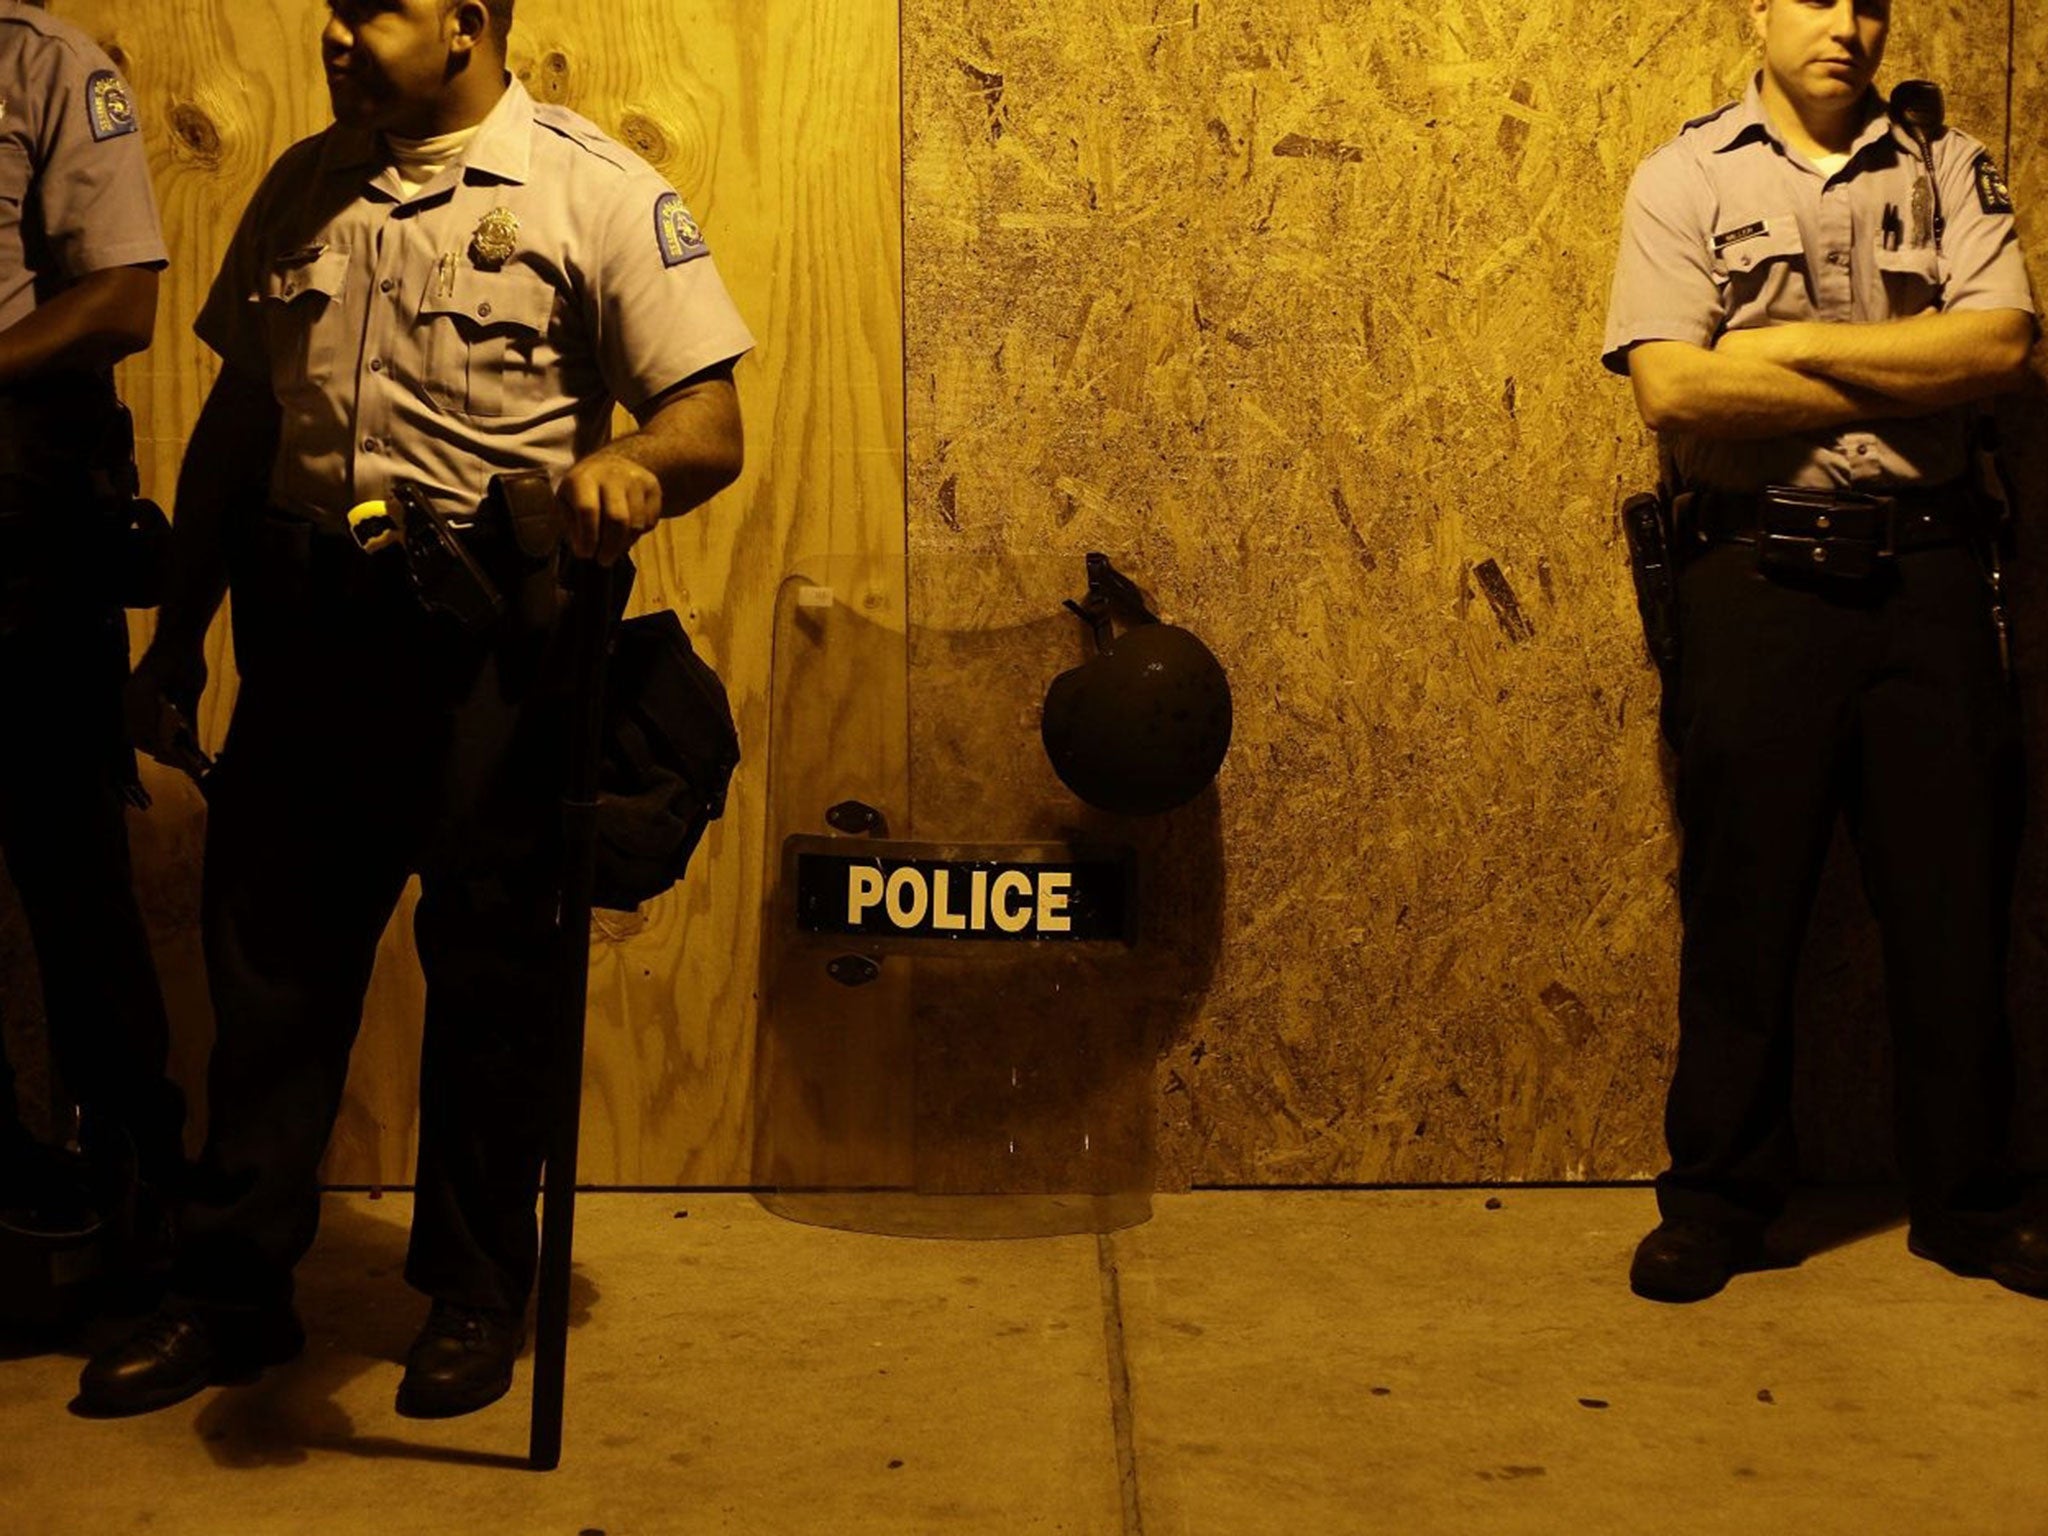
[0,0,167,328]
[1602,76,2034,492]
[197,79,755,521]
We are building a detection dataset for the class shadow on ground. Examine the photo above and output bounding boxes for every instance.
[1764,1183,1911,1267]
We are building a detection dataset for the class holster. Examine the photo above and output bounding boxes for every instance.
[92,401,171,610]
[1622,488,1681,678]
[381,470,563,644]
[484,468,567,642]
[0,375,160,626]
[389,480,506,637]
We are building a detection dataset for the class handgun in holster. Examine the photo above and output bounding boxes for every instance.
[1622,488,1682,679]
[387,479,506,637]
[348,472,562,649]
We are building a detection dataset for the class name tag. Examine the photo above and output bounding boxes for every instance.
[791,841,1133,944]
[1712,220,1769,252]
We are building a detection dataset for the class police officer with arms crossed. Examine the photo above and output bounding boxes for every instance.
[78,0,752,1414]
[1604,0,2043,1303]
[0,1,184,1262]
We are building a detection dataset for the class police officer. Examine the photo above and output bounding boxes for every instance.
[0,2,183,1258]
[1604,0,2042,1302]
[79,0,751,1414]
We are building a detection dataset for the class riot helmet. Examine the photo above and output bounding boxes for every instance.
[1041,554,1232,816]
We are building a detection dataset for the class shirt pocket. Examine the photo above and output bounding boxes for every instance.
[0,141,32,269]
[255,248,352,400]
[1874,243,1942,317]
[1713,215,1808,327]
[0,141,29,214]
[416,266,559,418]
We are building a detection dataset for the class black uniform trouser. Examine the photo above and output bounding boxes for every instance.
[0,600,184,1184]
[1660,533,2023,1228]
[177,511,566,1315]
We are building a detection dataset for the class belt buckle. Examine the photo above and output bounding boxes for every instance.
[1817,487,1897,558]
[1756,485,1894,580]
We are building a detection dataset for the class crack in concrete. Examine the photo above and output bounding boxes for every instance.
[1097,1232,1145,1536]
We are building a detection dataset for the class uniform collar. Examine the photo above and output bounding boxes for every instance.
[320,76,535,191]
[458,78,535,186]
[1709,73,1893,164]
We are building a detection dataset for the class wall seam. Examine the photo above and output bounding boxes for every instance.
[2007,0,2017,169]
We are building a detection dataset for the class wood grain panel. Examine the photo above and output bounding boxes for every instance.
[901,0,2018,1186]
[37,0,906,1186]
[15,0,2029,1196]
[498,0,905,1186]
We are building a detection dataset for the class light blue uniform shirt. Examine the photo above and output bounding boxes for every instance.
[198,79,755,522]
[0,0,167,331]
[1603,77,2034,493]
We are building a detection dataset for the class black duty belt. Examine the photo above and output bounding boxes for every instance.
[1692,481,1979,556]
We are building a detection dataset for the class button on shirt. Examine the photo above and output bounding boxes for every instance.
[198,79,756,521]
[1602,77,2035,492]
[0,1,167,328]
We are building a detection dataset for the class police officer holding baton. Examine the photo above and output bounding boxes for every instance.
[80,0,752,1416]
[1604,0,2043,1302]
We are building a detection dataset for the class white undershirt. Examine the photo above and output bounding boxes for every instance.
[1812,151,1851,177]
[384,123,483,198]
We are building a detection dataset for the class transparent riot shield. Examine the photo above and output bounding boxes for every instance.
[754,552,1222,1237]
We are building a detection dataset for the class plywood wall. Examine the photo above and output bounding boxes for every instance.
[8,0,2038,1194]
[36,0,905,1184]
[900,0,2035,1186]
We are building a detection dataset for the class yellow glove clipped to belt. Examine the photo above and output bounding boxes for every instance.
[346,499,402,554]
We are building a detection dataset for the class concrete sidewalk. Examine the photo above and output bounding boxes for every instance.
[2,1190,2044,1535]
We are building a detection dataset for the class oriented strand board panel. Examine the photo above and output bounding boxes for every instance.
[902,1,2023,1185]
[40,0,905,1184]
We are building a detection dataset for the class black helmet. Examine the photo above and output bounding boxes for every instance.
[1042,557,1231,816]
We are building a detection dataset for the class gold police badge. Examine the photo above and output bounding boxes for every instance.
[469,207,521,271]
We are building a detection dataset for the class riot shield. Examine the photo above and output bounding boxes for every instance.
[754,553,1221,1237]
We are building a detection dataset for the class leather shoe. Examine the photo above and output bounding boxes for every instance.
[1629,1219,1765,1303]
[396,1300,525,1419]
[74,1301,304,1417]
[1909,1215,2048,1298]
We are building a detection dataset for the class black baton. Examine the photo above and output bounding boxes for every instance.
[530,556,619,1471]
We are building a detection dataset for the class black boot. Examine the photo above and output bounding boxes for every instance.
[74,1300,305,1417]
[1909,1215,2048,1298]
[1629,1219,1765,1303]
[396,1299,526,1419]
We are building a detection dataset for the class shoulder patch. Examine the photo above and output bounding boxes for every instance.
[654,192,709,268]
[1974,152,2014,215]
[86,69,138,142]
